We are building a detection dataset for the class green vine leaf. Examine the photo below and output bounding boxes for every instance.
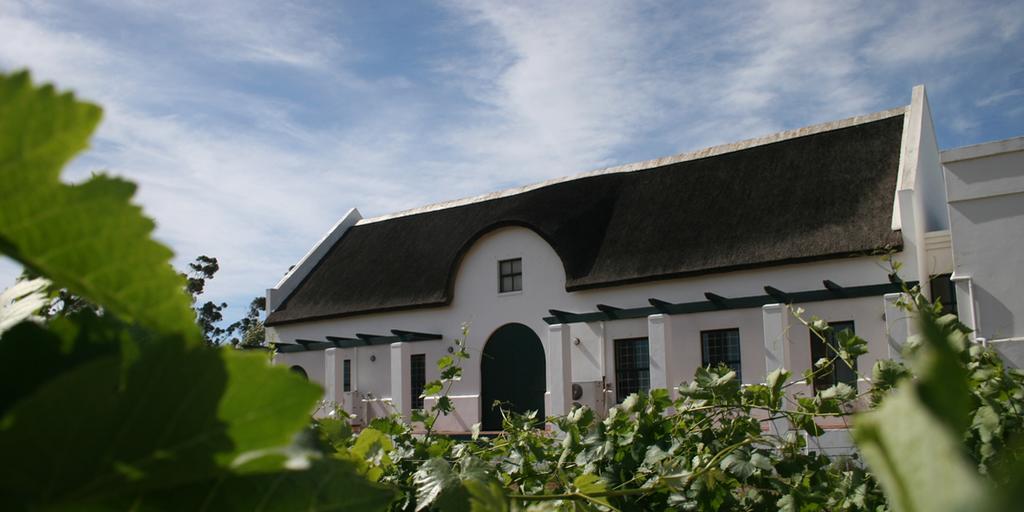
[0,315,380,510]
[0,71,199,342]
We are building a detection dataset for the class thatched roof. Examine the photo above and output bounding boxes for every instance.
[266,113,905,326]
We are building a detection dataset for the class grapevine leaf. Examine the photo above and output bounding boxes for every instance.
[107,458,395,511]
[0,318,325,508]
[854,307,987,512]
[414,458,458,511]
[0,70,199,342]
[465,479,508,512]
[854,385,986,512]
[720,449,756,480]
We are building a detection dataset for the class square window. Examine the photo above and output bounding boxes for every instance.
[701,329,742,381]
[614,337,650,403]
[498,258,522,293]
[810,321,857,391]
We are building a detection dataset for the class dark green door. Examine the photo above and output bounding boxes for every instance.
[481,323,546,431]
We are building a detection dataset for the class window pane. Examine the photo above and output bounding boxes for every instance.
[511,259,521,273]
[343,359,351,392]
[512,274,522,291]
[500,276,514,292]
[500,260,511,275]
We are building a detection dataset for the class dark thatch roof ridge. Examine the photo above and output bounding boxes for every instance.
[266,112,906,326]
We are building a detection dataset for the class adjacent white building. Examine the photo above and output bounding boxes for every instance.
[942,136,1024,362]
[264,86,1019,433]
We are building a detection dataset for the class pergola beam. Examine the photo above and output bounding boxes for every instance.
[704,292,729,309]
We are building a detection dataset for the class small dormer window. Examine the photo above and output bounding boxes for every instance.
[498,258,522,293]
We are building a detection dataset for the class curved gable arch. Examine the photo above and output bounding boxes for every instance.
[445,221,571,303]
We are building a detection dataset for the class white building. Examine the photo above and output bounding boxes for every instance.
[265,85,1018,433]
[941,136,1024,362]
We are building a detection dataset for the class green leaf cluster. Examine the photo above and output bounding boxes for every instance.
[0,71,393,511]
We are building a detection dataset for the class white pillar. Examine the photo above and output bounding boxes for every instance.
[884,293,911,360]
[762,304,791,373]
[351,347,360,393]
[648,314,674,396]
[547,324,572,420]
[324,348,342,413]
[762,303,791,436]
[390,342,409,418]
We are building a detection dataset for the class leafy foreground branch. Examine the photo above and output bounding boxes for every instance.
[0,71,393,510]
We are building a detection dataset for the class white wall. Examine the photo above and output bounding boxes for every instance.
[943,137,1024,364]
[270,225,904,430]
[894,86,948,298]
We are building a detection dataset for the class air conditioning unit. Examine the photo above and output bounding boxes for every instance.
[571,380,607,417]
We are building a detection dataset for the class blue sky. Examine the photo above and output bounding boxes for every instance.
[1,0,1022,326]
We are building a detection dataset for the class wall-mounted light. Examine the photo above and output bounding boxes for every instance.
[448,346,455,353]
[573,337,581,346]
[370,354,376,362]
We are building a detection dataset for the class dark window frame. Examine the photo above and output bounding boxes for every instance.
[343,359,352,392]
[410,353,426,410]
[498,258,523,293]
[701,328,742,381]
[930,273,958,316]
[810,320,858,391]
[614,337,650,403]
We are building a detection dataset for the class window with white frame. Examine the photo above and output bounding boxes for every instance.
[498,258,522,293]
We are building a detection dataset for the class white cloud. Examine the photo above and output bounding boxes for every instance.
[0,0,1020,323]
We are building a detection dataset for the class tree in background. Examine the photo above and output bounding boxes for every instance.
[181,255,229,345]
[228,296,266,348]
[180,255,266,347]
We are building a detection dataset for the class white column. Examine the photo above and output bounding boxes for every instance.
[762,303,791,436]
[351,347,360,393]
[547,324,572,420]
[883,293,911,360]
[648,314,674,396]
[390,342,409,418]
[324,348,342,412]
[762,304,791,373]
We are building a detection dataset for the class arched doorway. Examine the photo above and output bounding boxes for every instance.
[480,323,546,431]
[289,365,308,380]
